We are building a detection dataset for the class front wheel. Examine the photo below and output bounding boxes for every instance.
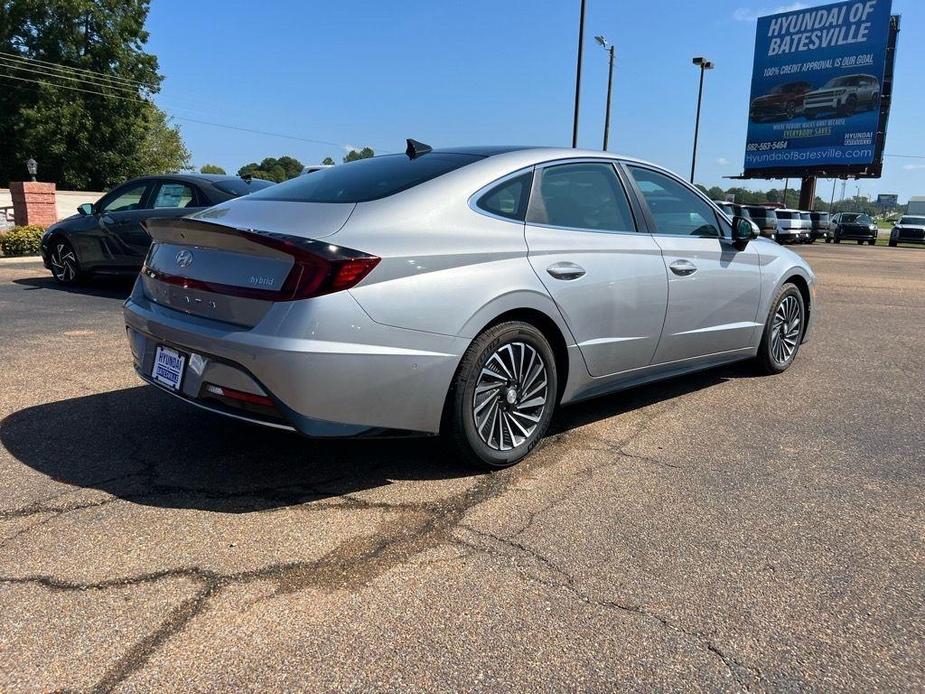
[889,240,897,247]
[857,240,864,245]
[49,238,82,284]
[756,284,805,375]
[834,236,841,244]
[444,322,557,469]
[868,239,876,246]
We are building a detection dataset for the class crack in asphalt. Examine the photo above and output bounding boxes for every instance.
[455,525,762,691]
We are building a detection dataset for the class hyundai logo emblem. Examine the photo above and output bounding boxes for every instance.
[175,249,193,268]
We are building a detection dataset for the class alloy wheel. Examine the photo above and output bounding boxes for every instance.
[770,295,801,364]
[472,341,548,451]
[50,242,78,282]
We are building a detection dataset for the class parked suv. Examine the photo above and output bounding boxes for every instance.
[774,209,809,243]
[810,212,832,242]
[742,205,780,239]
[888,215,925,247]
[749,81,813,122]
[803,74,880,119]
[832,212,878,245]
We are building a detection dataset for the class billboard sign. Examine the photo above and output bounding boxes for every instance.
[876,193,898,207]
[744,0,893,175]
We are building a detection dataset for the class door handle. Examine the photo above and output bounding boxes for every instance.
[669,259,697,276]
[546,262,586,280]
[101,215,115,225]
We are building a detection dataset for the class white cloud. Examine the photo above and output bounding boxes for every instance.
[902,164,925,170]
[342,144,360,153]
[716,157,730,166]
[733,2,806,22]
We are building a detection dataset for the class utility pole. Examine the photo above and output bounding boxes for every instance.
[571,0,586,148]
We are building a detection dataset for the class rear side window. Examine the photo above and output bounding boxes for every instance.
[746,207,775,220]
[777,211,793,220]
[152,182,195,209]
[476,172,533,221]
[247,153,482,203]
[527,162,635,232]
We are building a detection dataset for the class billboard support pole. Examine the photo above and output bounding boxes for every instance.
[799,176,816,211]
[783,178,789,207]
[830,179,837,212]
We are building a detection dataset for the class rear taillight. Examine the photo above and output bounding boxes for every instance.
[144,229,380,302]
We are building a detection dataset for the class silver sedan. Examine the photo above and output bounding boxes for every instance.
[123,143,815,468]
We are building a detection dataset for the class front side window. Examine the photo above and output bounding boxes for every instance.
[152,182,195,209]
[476,172,533,221]
[527,162,635,232]
[628,166,721,237]
[101,184,149,213]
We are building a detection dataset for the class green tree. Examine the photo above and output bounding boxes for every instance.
[321,156,335,166]
[0,0,190,188]
[707,186,725,201]
[237,156,303,183]
[343,147,374,163]
[200,163,226,175]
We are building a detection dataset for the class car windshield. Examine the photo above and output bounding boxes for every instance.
[746,207,777,221]
[900,216,925,225]
[246,153,482,203]
[810,213,829,221]
[212,178,275,197]
[823,76,852,88]
[841,213,860,222]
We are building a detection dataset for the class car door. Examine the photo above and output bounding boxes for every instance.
[623,164,762,365]
[96,180,156,265]
[524,160,668,378]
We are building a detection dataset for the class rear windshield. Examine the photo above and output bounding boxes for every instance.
[776,211,794,220]
[745,206,777,220]
[212,178,275,197]
[246,153,482,203]
[800,213,811,221]
[810,212,830,221]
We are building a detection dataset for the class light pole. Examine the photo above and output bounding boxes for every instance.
[595,35,615,151]
[690,56,714,183]
[571,0,587,148]
[25,158,37,182]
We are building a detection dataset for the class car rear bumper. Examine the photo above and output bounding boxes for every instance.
[122,281,468,437]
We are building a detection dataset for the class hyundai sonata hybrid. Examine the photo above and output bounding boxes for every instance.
[123,142,815,468]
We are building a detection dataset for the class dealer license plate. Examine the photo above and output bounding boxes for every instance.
[152,345,185,391]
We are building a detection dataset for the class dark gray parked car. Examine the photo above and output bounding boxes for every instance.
[40,174,273,283]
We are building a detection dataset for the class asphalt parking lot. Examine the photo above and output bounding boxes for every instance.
[1,244,922,692]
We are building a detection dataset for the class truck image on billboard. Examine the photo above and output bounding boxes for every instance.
[744,0,893,174]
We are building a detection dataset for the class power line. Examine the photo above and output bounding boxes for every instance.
[0,57,147,95]
[0,49,156,90]
[0,72,372,149]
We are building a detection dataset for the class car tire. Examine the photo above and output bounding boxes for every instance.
[889,240,897,247]
[868,239,876,246]
[756,284,805,375]
[443,321,557,470]
[834,236,841,244]
[48,237,83,284]
[825,237,832,244]
[857,240,864,245]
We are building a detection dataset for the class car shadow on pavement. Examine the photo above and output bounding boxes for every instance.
[13,275,135,300]
[0,362,754,514]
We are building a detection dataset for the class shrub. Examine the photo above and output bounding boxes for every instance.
[0,224,45,257]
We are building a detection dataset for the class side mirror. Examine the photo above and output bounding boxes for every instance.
[77,203,95,216]
[731,215,758,249]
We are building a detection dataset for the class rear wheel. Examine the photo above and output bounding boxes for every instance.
[49,238,82,284]
[868,239,876,246]
[889,240,897,247]
[444,322,557,469]
[756,284,805,375]
[857,240,864,245]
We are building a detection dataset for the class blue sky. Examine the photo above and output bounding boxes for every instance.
[146,0,925,202]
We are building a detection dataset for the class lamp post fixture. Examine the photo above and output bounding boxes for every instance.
[26,158,37,182]
[594,35,616,151]
[690,57,714,183]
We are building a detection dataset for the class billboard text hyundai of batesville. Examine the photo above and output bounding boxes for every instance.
[744,0,892,174]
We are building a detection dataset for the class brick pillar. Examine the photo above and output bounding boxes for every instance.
[10,181,58,227]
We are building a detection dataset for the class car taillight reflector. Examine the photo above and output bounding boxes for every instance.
[205,384,275,408]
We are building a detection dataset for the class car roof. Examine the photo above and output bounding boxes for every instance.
[120,173,245,186]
